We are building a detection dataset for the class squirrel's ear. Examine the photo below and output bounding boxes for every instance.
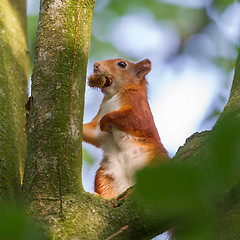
[135,59,151,79]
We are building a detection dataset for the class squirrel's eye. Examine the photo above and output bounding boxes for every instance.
[117,61,127,68]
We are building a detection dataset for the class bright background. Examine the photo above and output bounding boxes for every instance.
[27,0,239,239]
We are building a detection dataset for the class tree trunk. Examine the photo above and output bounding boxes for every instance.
[22,0,96,200]
[0,0,29,201]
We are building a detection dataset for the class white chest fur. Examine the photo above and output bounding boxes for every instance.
[97,95,147,195]
[100,94,120,117]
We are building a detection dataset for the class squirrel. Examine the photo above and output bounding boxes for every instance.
[83,58,169,198]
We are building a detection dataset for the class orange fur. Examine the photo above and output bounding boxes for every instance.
[83,58,169,198]
[94,163,116,198]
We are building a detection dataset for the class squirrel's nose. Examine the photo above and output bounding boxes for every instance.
[94,62,100,72]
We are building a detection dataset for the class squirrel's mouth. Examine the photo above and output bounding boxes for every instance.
[103,76,112,88]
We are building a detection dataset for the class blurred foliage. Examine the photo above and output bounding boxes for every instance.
[212,0,235,12]
[82,148,95,165]
[107,0,179,18]
[89,36,123,61]
[27,0,239,126]
[0,203,49,240]
[137,115,240,239]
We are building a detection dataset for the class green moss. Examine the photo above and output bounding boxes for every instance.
[26,192,168,239]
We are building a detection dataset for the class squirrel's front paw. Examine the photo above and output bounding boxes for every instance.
[100,115,112,132]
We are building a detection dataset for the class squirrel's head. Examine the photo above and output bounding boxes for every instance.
[88,58,151,98]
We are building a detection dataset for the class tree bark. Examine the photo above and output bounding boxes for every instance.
[23,0,95,199]
[0,0,29,201]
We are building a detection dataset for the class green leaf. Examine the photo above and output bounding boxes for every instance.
[211,115,240,188]
[0,204,49,240]
[137,163,218,239]
[137,164,210,216]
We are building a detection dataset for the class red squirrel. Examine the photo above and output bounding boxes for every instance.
[83,58,169,198]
